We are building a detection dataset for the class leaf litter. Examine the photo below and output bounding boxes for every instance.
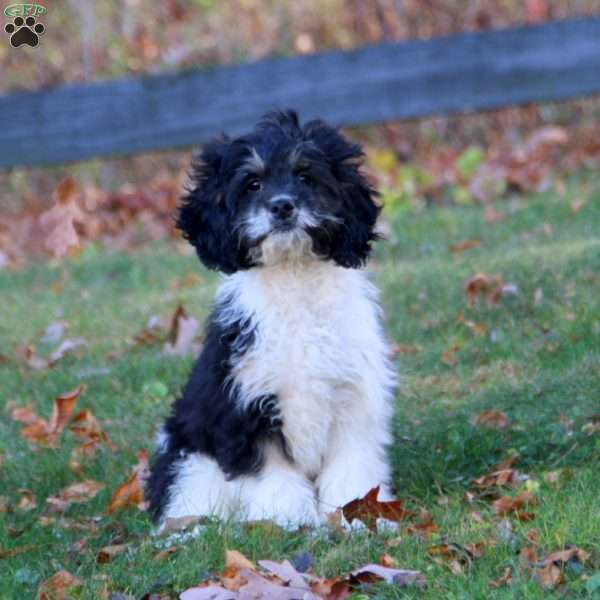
[181,549,425,599]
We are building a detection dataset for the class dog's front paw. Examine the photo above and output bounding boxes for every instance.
[240,469,320,529]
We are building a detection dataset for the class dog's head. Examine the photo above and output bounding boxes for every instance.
[177,110,380,273]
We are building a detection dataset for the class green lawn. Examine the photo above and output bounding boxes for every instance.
[1,175,599,599]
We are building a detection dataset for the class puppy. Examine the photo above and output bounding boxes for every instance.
[147,110,396,528]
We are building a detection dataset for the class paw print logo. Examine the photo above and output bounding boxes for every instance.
[5,15,45,47]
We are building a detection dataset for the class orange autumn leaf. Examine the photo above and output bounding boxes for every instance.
[405,509,440,539]
[489,566,513,588]
[13,385,85,448]
[107,449,149,514]
[37,570,83,600]
[493,491,537,518]
[46,480,105,513]
[464,273,504,307]
[38,178,85,259]
[471,409,509,429]
[450,239,481,253]
[96,543,128,564]
[341,486,414,530]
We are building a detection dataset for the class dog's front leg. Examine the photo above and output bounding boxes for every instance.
[236,443,319,528]
[317,418,393,518]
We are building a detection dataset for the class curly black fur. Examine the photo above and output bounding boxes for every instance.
[176,109,380,273]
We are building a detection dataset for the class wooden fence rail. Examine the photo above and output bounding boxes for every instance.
[1,16,600,169]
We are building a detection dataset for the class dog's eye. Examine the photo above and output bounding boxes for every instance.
[246,178,261,193]
[297,172,310,184]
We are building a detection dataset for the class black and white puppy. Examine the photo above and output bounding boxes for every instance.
[147,110,396,528]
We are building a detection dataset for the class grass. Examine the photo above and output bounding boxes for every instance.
[1,174,599,599]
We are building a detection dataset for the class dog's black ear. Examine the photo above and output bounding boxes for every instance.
[177,139,243,274]
[303,121,381,268]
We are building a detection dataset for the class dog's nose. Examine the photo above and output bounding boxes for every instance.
[269,196,296,220]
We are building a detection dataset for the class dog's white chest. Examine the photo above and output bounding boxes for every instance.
[220,264,382,476]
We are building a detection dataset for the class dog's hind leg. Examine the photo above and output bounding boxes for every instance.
[158,452,232,525]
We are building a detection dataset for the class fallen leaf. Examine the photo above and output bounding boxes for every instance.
[46,480,105,513]
[107,449,149,513]
[456,313,487,336]
[259,559,308,588]
[489,566,513,588]
[97,544,128,564]
[38,569,83,600]
[38,178,85,258]
[341,486,414,530]
[379,553,398,567]
[471,409,509,429]
[441,345,460,367]
[160,515,208,534]
[493,491,537,518]
[163,305,200,356]
[153,546,179,561]
[16,489,37,512]
[13,384,85,448]
[0,544,39,559]
[226,549,256,572]
[464,273,504,307]
[350,564,426,588]
[405,509,439,539]
[427,541,484,573]
[450,239,481,253]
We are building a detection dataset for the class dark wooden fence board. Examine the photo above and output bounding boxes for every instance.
[1,17,600,168]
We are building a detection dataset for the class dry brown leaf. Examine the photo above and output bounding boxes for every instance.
[97,543,128,564]
[16,489,37,512]
[0,544,39,560]
[489,566,513,588]
[153,546,179,561]
[107,449,149,514]
[163,304,200,356]
[472,467,520,490]
[17,338,87,370]
[225,549,256,572]
[13,384,85,448]
[46,480,105,513]
[38,178,85,258]
[405,509,439,539]
[464,273,504,307]
[493,491,537,517]
[161,515,209,534]
[38,569,84,600]
[350,564,426,588]
[341,486,414,530]
[441,345,460,367]
[427,541,485,573]
[535,563,565,589]
[379,553,398,567]
[456,312,488,336]
[471,409,509,429]
[450,239,481,253]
